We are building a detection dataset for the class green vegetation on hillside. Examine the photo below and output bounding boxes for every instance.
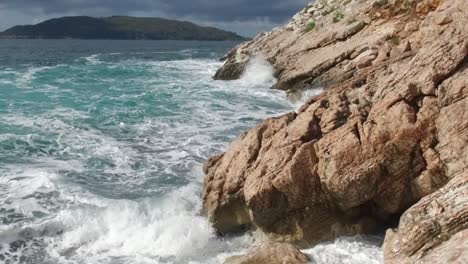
[0,16,248,41]
[304,21,317,33]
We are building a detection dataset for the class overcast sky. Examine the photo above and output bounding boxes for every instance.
[0,0,310,37]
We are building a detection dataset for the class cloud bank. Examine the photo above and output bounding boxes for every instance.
[0,0,310,37]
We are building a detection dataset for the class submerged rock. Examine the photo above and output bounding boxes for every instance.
[224,242,311,264]
[204,0,468,261]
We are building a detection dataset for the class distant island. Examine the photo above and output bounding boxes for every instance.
[0,16,248,41]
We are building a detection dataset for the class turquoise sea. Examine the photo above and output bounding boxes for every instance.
[0,40,382,264]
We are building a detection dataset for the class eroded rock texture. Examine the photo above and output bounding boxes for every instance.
[203,0,468,260]
[384,173,468,263]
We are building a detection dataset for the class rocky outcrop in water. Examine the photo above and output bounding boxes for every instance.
[224,242,310,264]
[204,0,468,262]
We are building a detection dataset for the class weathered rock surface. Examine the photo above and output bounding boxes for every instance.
[214,0,460,94]
[203,0,468,260]
[384,173,468,263]
[224,242,310,264]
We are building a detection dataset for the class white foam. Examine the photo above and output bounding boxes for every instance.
[40,183,251,264]
[17,66,52,87]
[0,110,137,176]
[0,53,382,264]
[238,56,277,87]
[303,236,384,264]
[301,88,325,101]
[82,54,102,65]
[6,64,66,88]
[293,87,325,110]
[0,168,59,237]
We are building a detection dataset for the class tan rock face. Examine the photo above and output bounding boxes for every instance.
[203,113,297,233]
[224,242,310,264]
[415,230,468,264]
[203,0,468,255]
[383,173,468,263]
[214,0,460,93]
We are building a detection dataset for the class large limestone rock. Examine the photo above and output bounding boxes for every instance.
[383,173,468,263]
[204,0,468,253]
[214,0,452,93]
[224,242,311,264]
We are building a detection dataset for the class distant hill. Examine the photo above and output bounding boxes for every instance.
[0,16,248,41]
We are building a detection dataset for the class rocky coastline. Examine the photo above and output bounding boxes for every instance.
[203,0,467,263]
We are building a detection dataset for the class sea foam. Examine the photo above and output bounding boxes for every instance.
[0,41,383,264]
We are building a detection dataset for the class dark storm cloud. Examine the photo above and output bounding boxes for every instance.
[0,0,310,36]
[1,0,154,15]
[160,0,307,23]
[0,0,308,22]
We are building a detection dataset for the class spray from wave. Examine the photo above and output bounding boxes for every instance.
[239,56,277,87]
[0,44,286,264]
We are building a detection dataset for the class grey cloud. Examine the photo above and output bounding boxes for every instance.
[0,0,310,36]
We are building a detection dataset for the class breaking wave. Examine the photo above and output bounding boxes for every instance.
[0,40,382,264]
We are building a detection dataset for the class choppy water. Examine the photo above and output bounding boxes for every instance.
[0,40,383,264]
